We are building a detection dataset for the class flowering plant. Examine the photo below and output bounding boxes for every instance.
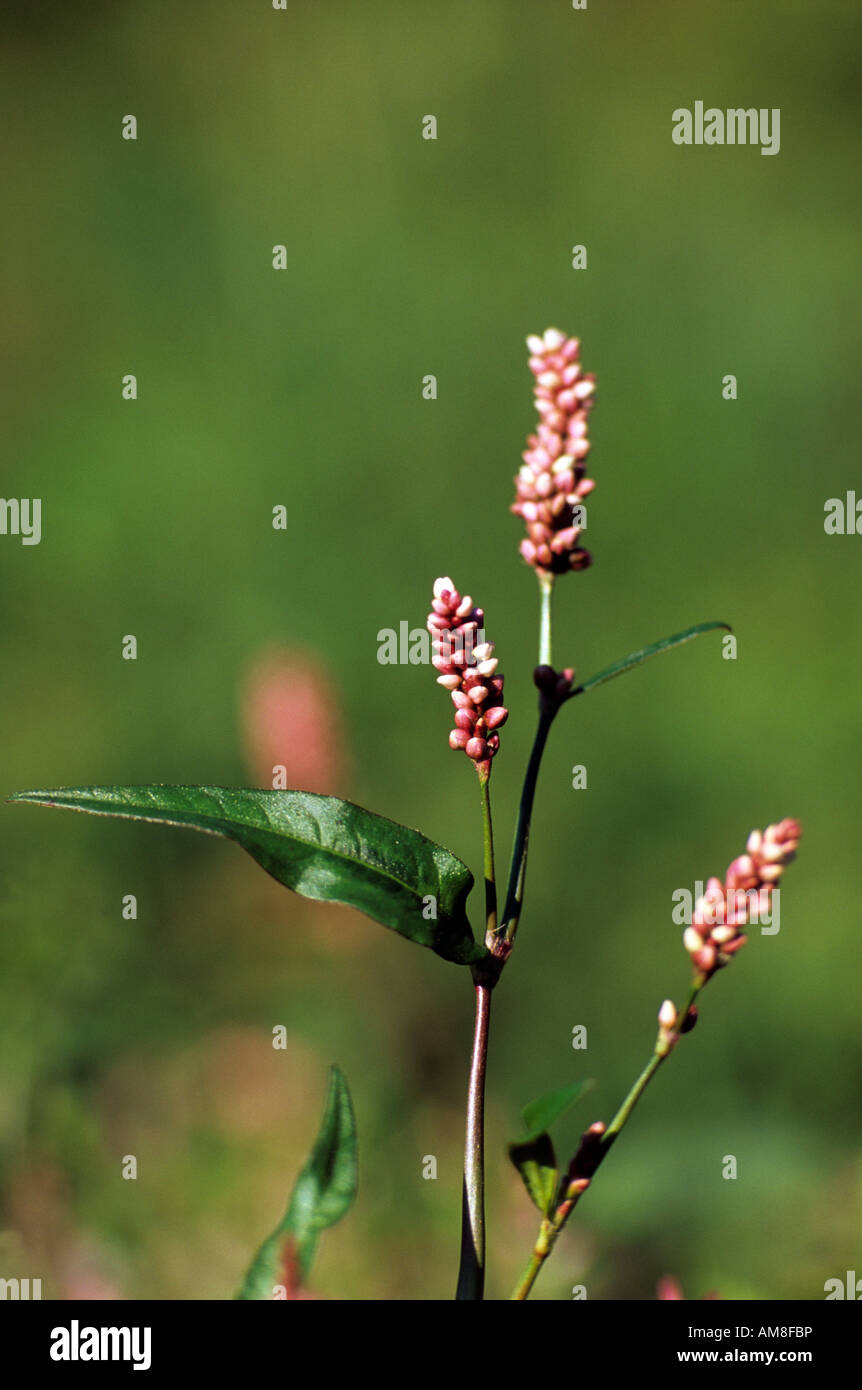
[11,329,800,1300]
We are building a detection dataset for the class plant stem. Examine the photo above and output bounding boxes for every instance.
[456,980,492,1299]
[479,769,497,941]
[600,1051,666,1147]
[511,1232,552,1302]
[510,983,704,1300]
[539,574,554,667]
[501,705,554,944]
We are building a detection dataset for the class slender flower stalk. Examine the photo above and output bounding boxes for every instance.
[501,664,575,945]
[479,771,497,942]
[538,573,554,667]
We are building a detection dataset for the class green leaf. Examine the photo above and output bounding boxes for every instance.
[509,1081,594,1216]
[237,1065,358,1299]
[508,1133,559,1217]
[521,1079,594,1141]
[571,621,731,697]
[10,785,485,966]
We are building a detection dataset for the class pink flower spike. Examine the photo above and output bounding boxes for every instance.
[684,821,802,982]
[426,578,508,773]
[513,329,596,577]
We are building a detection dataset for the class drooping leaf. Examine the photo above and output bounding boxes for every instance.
[10,786,485,965]
[521,1079,594,1141]
[508,1133,559,1217]
[237,1065,357,1299]
[509,1081,594,1216]
[570,622,731,697]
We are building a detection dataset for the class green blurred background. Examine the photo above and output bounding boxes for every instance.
[2,0,860,1300]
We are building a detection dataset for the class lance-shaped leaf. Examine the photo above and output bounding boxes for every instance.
[237,1065,357,1299]
[521,1079,594,1141]
[509,1080,594,1215]
[509,1132,559,1218]
[10,786,485,965]
[569,621,731,697]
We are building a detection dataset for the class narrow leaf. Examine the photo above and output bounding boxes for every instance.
[10,786,485,965]
[521,1079,594,1141]
[508,1133,559,1217]
[571,621,731,697]
[237,1065,358,1299]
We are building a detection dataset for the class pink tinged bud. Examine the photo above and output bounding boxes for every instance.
[436,674,461,691]
[476,658,499,676]
[758,864,783,882]
[710,925,737,945]
[449,729,469,750]
[587,1121,606,1136]
[551,526,580,551]
[760,840,789,863]
[746,829,763,856]
[468,685,488,704]
[433,576,455,599]
[683,927,704,955]
[484,705,508,729]
[472,643,493,661]
[451,689,471,709]
[454,709,475,731]
[526,334,546,354]
[543,328,566,350]
[658,999,677,1030]
[465,737,487,761]
[693,943,717,973]
[729,853,754,877]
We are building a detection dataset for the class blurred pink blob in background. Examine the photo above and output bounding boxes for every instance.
[240,646,350,794]
[657,1275,720,1300]
[657,1275,684,1300]
[239,645,372,951]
